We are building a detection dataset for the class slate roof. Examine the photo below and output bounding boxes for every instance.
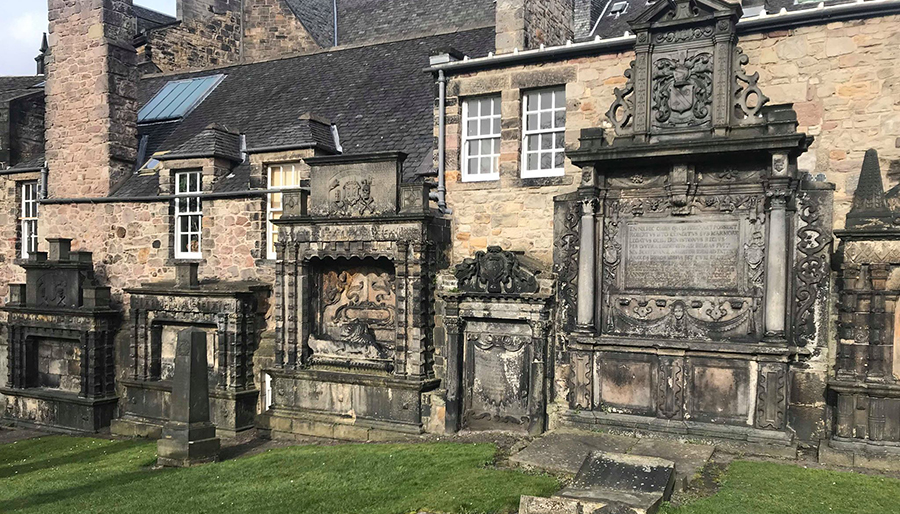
[284,0,336,47]
[285,0,495,48]
[125,27,496,198]
[585,0,865,39]
[159,123,243,162]
[134,5,177,33]
[4,155,44,172]
[0,77,43,103]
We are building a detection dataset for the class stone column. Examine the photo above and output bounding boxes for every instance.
[576,198,597,332]
[764,189,789,338]
[157,328,220,467]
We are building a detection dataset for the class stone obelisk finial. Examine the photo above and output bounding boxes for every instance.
[845,149,894,230]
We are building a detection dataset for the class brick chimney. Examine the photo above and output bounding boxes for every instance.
[495,0,574,54]
[45,0,138,198]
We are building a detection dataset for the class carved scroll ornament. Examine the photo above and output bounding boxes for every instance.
[455,246,539,295]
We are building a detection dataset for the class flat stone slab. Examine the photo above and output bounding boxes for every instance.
[0,427,47,445]
[510,430,639,474]
[509,429,714,490]
[556,451,675,514]
[519,495,639,514]
[630,438,714,489]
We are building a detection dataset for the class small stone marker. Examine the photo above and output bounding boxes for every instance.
[157,328,220,467]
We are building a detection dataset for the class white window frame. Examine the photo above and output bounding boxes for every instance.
[521,87,567,179]
[174,171,202,260]
[267,163,301,260]
[461,95,502,182]
[20,181,39,259]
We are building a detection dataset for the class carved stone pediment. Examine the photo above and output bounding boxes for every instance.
[603,0,770,141]
[454,246,539,295]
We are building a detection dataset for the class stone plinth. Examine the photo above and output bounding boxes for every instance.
[157,328,220,467]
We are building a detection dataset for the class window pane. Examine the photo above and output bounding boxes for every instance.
[479,157,491,174]
[480,98,492,115]
[527,153,538,171]
[189,235,200,253]
[492,138,501,155]
[190,173,199,191]
[270,167,282,187]
[554,90,565,108]
[540,91,552,110]
[526,135,539,152]
[469,99,480,116]
[180,234,189,252]
[555,151,565,168]
[540,111,552,130]
[468,119,479,135]
[492,117,501,134]
[178,174,187,193]
[540,153,552,169]
[492,97,501,115]
[468,157,478,173]
[555,132,565,149]
[555,109,566,129]
[526,113,537,131]
[271,192,282,210]
[190,215,200,232]
[480,118,491,135]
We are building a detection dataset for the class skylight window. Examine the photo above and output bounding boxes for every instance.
[610,1,628,16]
[138,74,225,123]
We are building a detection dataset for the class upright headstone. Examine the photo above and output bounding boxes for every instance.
[157,328,220,467]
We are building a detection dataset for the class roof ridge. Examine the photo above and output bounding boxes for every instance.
[140,24,496,79]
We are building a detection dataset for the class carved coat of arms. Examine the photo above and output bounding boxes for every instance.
[652,52,713,128]
[329,178,376,216]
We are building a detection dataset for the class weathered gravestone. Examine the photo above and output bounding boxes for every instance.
[157,328,220,467]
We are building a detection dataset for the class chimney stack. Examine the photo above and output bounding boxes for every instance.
[45,0,139,198]
[495,0,574,54]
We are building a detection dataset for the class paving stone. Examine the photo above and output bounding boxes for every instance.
[629,438,715,490]
[557,451,675,514]
[510,430,639,474]
[0,427,47,445]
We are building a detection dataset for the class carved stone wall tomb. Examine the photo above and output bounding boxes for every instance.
[1,238,119,433]
[261,152,448,440]
[557,0,833,445]
[111,262,268,438]
[440,246,552,435]
[828,149,900,455]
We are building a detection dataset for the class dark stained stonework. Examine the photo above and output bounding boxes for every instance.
[558,0,832,445]
[259,152,447,440]
[829,150,900,454]
[111,264,268,438]
[1,239,118,433]
[156,328,220,467]
[442,249,551,435]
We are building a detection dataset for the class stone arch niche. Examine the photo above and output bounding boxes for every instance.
[555,0,833,445]
[261,152,447,440]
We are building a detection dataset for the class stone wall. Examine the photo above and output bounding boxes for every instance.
[45,0,138,198]
[496,0,574,54]
[242,0,321,63]
[143,13,242,73]
[441,14,900,268]
[9,94,45,166]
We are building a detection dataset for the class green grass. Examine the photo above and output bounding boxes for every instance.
[0,436,558,514]
[661,460,900,514]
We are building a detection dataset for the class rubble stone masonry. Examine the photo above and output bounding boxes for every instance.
[496,0,574,54]
[441,15,900,267]
[242,0,321,63]
[45,0,139,198]
[144,12,243,73]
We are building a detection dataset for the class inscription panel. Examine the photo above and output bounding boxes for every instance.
[624,219,740,291]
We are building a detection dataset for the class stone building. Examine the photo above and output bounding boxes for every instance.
[1,0,900,467]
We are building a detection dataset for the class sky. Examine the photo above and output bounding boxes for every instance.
[0,0,176,76]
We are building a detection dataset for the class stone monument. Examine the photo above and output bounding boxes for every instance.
[554,0,833,444]
[157,328,220,467]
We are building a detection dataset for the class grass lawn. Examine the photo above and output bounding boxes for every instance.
[661,460,900,514]
[0,436,558,514]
